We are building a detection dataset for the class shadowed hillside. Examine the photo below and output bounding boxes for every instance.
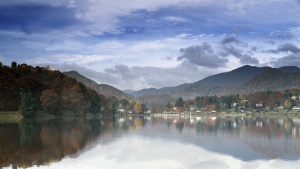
[132,65,300,99]
[64,71,133,100]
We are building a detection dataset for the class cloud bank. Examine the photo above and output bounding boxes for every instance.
[1,0,300,90]
[178,43,228,68]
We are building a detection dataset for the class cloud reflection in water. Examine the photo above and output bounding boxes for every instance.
[28,135,300,169]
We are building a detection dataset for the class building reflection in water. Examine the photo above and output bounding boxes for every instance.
[1,116,300,168]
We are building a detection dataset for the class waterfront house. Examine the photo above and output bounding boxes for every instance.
[292,106,300,111]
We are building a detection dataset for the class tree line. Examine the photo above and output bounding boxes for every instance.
[0,62,130,117]
[151,89,300,113]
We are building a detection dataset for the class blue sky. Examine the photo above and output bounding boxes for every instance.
[1,0,300,90]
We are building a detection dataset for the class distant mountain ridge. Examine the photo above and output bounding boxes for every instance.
[241,68,300,93]
[191,65,272,87]
[64,71,133,100]
[122,89,136,94]
[132,65,300,99]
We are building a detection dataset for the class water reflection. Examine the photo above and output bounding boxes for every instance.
[1,116,300,168]
[0,118,107,168]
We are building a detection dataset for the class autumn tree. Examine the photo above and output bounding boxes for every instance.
[129,98,137,110]
[151,104,157,113]
[72,98,82,114]
[40,90,60,115]
[19,92,38,118]
[208,104,216,112]
[200,97,208,107]
[18,76,43,93]
[284,100,292,111]
[134,102,142,113]
[0,67,19,111]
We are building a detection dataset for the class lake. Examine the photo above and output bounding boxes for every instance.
[1,115,300,169]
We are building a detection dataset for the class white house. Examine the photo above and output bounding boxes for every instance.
[190,106,197,111]
[256,103,263,107]
[292,96,298,100]
[292,106,300,111]
[277,105,284,111]
[117,108,126,113]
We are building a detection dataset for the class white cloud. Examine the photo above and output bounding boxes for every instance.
[163,16,188,22]
[53,54,116,65]
[50,62,224,90]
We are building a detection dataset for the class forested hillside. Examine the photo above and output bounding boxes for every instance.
[64,71,133,100]
[132,65,300,99]
[241,68,300,93]
[191,65,272,87]
[0,62,105,116]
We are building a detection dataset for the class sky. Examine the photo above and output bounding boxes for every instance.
[1,0,300,90]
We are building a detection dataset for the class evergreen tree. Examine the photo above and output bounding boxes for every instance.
[19,92,38,118]
[89,91,101,114]
[11,61,17,69]
[175,97,184,107]
[195,96,200,107]
[166,101,171,109]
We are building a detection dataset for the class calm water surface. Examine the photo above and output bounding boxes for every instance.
[1,116,300,169]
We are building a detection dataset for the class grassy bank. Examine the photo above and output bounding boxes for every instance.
[0,111,23,123]
[0,111,102,123]
[0,111,23,118]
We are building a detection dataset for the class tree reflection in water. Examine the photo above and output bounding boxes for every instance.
[1,116,300,168]
[0,118,106,168]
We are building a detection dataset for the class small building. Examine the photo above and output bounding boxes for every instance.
[292,107,300,111]
[276,105,284,112]
[196,110,201,114]
[190,106,197,111]
[256,103,263,107]
[232,103,238,107]
[117,108,126,113]
[292,96,298,100]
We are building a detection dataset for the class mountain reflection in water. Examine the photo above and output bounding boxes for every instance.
[1,116,300,169]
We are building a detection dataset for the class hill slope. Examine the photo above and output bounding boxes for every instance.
[132,65,300,99]
[191,65,272,87]
[0,63,103,114]
[241,68,300,93]
[64,71,133,100]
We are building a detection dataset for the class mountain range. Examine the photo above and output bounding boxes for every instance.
[129,65,300,100]
[64,65,300,104]
[64,71,133,100]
